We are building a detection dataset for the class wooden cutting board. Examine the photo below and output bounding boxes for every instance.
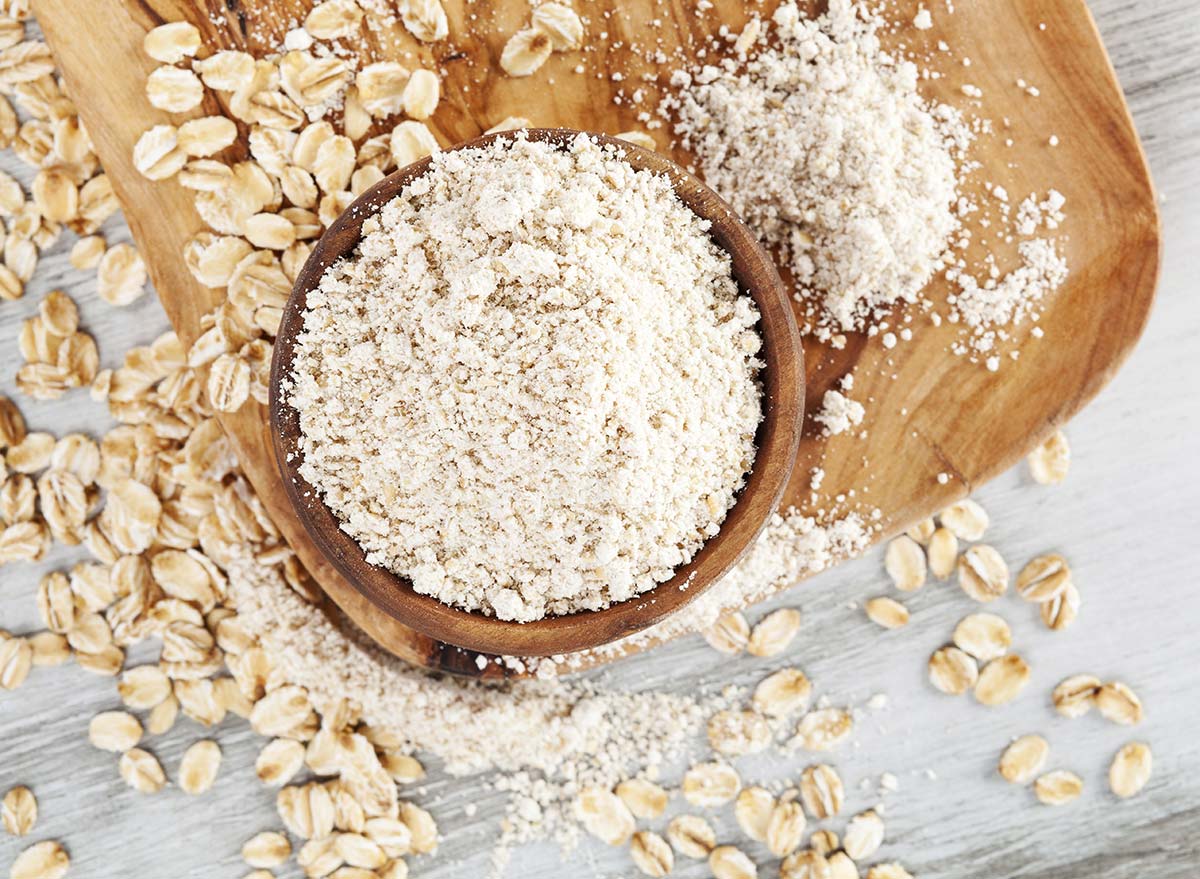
[34,0,1159,678]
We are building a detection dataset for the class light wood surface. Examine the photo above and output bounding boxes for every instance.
[0,3,1197,877]
[270,128,804,656]
[30,0,1160,676]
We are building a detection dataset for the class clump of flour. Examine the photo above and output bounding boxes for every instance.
[665,0,969,336]
[288,133,762,622]
[813,376,866,437]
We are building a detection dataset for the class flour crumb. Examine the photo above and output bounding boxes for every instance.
[814,377,866,437]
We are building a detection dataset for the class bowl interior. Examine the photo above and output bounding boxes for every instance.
[268,128,804,657]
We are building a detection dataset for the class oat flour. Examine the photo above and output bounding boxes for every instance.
[289,133,762,621]
[666,0,968,337]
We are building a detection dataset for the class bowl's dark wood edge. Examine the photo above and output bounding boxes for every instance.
[269,128,805,658]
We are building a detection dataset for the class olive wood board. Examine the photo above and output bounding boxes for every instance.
[35,0,1160,677]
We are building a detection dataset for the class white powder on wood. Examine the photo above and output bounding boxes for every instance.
[949,238,1069,354]
[289,133,763,621]
[813,376,865,437]
[664,0,969,337]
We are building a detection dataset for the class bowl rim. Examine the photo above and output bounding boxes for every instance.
[268,127,804,657]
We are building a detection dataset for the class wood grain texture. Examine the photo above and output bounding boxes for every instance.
[269,128,804,656]
[31,0,1159,675]
[0,4,1197,878]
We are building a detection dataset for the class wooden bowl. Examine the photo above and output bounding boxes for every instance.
[269,129,804,657]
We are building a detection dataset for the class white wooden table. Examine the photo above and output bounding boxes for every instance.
[2,2,1198,877]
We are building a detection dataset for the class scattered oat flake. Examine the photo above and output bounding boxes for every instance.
[906,517,934,544]
[1095,681,1144,726]
[952,612,1011,661]
[10,840,68,879]
[1028,430,1070,484]
[401,69,440,121]
[2,786,36,837]
[179,739,222,795]
[799,763,843,820]
[865,864,914,879]
[143,21,201,63]
[958,544,1009,602]
[1016,553,1071,602]
[666,814,716,859]
[708,708,771,756]
[781,848,831,879]
[500,29,553,77]
[682,762,741,808]
[926,527,958,579]
[734,786,775,842]
[885,534,927,591]
[1109,742,1152,798]
[531,2,584,50]
[999,734,1049,784]
[1052,673,1100,718]
[241,830,291,868]
[865,596,909,629]
[975,655,1031,706]
[939,499,989,541]
[1041,581,1080,630]
[747,607,801,656]
[766,799,807,857]
[97,243,147,306]
[843,808,885,860]
[88,710,143,752]
[709,845,756,879]
[399,0,448,42]
[119,748,166,793]
[1034,770,1083,805]
[118,665,172,710]
[928,646,978,695]
[828,851,858,879]
[0,636,32,689]
[630,830,673,878]
[795,707,852,751]
[703,611,750,655]
[615,778,668,820]
[574,787,635,846]
[753,667,812,718]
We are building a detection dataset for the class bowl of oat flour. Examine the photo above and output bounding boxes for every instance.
[270,129,804,656]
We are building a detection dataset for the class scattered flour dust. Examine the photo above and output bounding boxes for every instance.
[289,133,763,622]
[226,506,872,859]
[229,509,878,768]
[666,0,970,337]
[949,238,1069,368]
